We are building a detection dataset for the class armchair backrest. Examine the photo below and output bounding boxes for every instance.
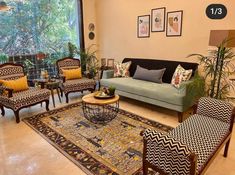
[197,97,234,124]
[0,63,25,80]
[143,129,196,175]
[56,57,80,75]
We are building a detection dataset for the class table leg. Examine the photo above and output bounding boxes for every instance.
[50,88,55,108]
[56,88,62,103]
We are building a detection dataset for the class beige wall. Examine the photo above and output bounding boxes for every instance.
[94,0,235,62]
[83,0,97,48]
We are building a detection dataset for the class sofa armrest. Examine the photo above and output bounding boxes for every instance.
[102,70,114,79]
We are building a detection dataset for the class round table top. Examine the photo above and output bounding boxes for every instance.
[82,92,119,105]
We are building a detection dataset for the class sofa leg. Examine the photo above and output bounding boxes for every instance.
[178,112,183,123]
[14,110,20,123]
[0,105,5,116]
[224,139,231,157]
[45,100,50,111]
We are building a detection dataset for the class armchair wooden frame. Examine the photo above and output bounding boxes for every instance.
[0,63,50,123]
[56,57,96,103]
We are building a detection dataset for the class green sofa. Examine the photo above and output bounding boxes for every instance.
[100,58,199,122]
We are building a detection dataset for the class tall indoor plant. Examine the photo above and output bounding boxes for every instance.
[189,39,235,100]
[68,42,99,78]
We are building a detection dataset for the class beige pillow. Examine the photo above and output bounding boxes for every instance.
[171,65,192,88]
[114,61,131,77]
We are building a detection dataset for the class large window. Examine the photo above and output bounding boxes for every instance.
[0,0,83,80]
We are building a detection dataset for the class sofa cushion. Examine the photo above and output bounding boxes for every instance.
[133,65,166,83]
[0,87,50,111]
[169,114,230,173]
[62,78,96,94]
[100,77,186,106]
[122,58,198,83]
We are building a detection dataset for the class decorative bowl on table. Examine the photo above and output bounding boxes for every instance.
[94,87,116,99]
[94,91,115,99]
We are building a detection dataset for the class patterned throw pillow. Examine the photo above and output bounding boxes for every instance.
[171,64,192,88]
[114,61,132,77]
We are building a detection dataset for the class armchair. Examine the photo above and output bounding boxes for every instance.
[143,97,234,175]
[0,63,50,123]
[56,57,96,103]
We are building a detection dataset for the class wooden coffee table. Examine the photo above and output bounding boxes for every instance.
[82,92,119,124]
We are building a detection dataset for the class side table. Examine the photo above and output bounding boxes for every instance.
[34,79,62,107]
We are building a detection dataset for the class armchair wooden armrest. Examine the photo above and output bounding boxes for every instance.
[57,75,66,83]
[0,85,14,97]
[61,75,66,83]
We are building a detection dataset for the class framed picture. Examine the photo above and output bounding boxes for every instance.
[166,10,183,37]
[151,7,166,32]
[137,15,150,38]
[107,58,114,68]
[101,58,106,67]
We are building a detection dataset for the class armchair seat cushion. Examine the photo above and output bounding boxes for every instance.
[169,114,230,173]
[0,87,50,111]
[62,78,96,94]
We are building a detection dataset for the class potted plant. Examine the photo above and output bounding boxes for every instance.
[108,86,116,96]
[68,42,99,78]
[188,39,235,100]
[23,59,35,75]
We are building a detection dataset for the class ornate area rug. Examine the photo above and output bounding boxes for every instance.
[23,102,173,175]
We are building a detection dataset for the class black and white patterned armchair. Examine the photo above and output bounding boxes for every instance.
[0,63,50,123]
[143,97,234,175]
[56,57,96,103]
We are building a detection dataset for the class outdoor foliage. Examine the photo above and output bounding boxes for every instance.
[0,0,80,56]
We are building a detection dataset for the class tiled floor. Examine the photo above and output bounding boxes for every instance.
[0,93,235,175]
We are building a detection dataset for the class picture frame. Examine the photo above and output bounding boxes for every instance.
[101,58,106,67]
[137,15,150,38]
[107,58,114,68]
[166,10,183,37]
[151,7,166,32]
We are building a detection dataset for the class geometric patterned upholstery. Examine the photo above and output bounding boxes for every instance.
[143,129,193,175]
[197,97,233,123]
[56,57,96,103]
[169,114,230,174]
[0,87,50,111]
[143,97,234,175]
[0,63,50,123]
[63,78,96,95]
[0,64,24,80]
[57,57,80,74]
